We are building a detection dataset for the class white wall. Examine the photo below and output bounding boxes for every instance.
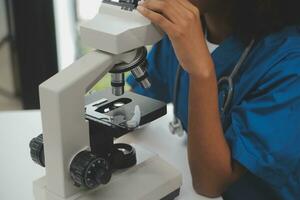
[0,0,8,39]
[0,0,15,95]
[53,0,77,70]
[53,0,104,70]
[76,0,101,21]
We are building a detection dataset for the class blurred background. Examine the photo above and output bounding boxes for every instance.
[0,0,127,111]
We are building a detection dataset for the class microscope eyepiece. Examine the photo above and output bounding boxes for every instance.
[103,0,140,11]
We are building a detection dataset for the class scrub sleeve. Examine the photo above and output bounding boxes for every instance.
[225,54,300,197]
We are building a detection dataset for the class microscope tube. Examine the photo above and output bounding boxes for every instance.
[111,73,125,96]
[131,66,151,89]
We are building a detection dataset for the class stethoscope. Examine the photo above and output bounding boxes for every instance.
[169,39,255,137]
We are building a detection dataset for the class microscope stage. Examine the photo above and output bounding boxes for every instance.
[85,90,167,138]
[33,145,182,200]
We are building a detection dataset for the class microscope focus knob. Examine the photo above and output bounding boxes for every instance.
[70,151,112,189]
[29,134,45,167]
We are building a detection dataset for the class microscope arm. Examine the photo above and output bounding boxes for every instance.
[39,51,117,198]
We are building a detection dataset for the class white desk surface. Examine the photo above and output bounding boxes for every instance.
[0,106,222,200]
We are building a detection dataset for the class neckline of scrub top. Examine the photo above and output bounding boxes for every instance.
[205,29,219,53]
[206,38,219,53]
[211,36,246,79]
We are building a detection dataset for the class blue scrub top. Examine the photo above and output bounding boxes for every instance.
[127,26,300,200]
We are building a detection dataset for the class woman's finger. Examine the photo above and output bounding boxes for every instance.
[137,5,175,35]
[175,0,200,16]
[164,0,188,21]
[139,0,181,24]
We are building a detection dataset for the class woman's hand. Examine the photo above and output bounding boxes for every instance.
[137,0,214,77]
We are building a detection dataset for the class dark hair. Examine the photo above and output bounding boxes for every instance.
[230,0,300,43]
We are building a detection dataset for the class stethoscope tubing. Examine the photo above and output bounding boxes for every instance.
[171,39,255,135]
[229,40,255,80]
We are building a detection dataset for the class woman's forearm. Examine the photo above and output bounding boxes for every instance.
[188,66,243,197]
[135,0,245,196]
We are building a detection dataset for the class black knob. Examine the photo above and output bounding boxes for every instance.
[70,151,112,189]
[29,134,45,167]
[111,143,137,170]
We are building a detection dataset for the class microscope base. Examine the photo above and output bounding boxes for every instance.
[33,146,182,200]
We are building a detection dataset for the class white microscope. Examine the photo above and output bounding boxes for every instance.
[29,0,182,200]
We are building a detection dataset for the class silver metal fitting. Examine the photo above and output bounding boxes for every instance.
[111,73,125,96]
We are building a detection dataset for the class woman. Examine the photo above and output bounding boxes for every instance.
[127,0,300,199]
